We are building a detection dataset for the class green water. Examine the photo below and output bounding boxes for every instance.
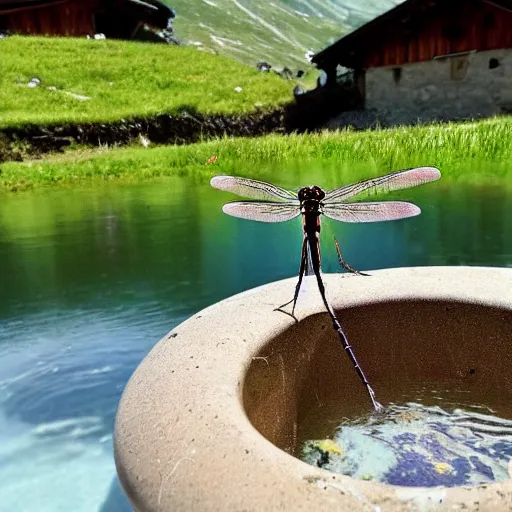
[0,174,511,510]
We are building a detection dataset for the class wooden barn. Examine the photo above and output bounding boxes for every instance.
[312,0,512,124]
[0,0,174,39]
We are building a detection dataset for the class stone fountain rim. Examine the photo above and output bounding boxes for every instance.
[114,266,512,512]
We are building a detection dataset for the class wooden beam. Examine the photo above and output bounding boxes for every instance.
[482,0,512,13]
[433,49,477,59]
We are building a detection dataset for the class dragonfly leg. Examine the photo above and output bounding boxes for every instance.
[311,250,384,413]
[275,237,307,319]
[334,236,370,277]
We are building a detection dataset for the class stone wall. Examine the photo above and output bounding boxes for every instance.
[366,48,512,125]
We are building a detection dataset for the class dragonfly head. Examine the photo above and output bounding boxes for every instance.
[298,186,325,203]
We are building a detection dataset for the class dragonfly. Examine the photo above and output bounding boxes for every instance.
[211,167,441,411]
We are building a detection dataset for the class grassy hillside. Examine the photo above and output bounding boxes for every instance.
[166,0,400,68]
[0,36,295,128]
[2,117,511,192]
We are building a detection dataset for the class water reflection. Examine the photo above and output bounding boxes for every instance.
[0,176,511,510]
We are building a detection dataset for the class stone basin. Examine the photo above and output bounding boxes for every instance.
[114,266,512,511]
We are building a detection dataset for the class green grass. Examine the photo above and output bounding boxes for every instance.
[2,117,511,192]
[168,0,349,69]
[165,0,396,68]
[0,36,294,128]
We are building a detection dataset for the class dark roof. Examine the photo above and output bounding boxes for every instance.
[130,0,175,18]
[0,0,170,5]
[126,0,175,28]
[0,0,174,19]
[312,0,512,69]
[0,0,63,8]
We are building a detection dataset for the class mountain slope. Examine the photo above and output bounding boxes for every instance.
[166,0,402,69]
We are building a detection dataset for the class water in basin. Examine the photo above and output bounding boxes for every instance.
[301,388,512,487]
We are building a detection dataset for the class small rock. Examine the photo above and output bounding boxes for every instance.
[256,61,271,72]
[27,78,41,88]
[317,70,327,87]
[279,67,293,80]
[234,86,243,93]
[293,85,305,97]
[139,135,151,148]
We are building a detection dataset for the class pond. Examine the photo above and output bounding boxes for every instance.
[1,171,512,511]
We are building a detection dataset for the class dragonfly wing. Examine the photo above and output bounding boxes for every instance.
[222,201,300,223]
[323,201,421,223]
[211,175,298,202]
[324,167,441,202]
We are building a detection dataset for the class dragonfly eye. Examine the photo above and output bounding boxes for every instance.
[297,187,308,201]
[312,186,326,200]
[298,186,325,201]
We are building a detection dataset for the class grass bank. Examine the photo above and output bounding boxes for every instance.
[0,36,293,128]
[2,117,511,192]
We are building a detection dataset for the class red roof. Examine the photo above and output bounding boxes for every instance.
[312,0,512,69]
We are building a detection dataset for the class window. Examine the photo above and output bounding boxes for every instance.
[489,58,500,69]
[392,67,402,84]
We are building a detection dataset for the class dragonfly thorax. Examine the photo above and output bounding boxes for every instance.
[298,186,325,214]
